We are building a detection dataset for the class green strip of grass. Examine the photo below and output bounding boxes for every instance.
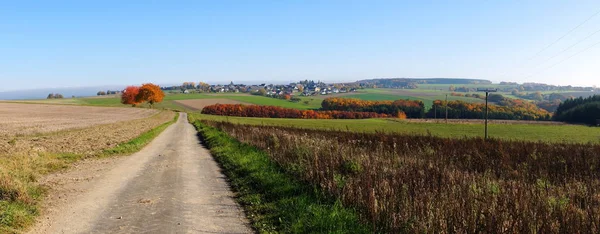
[0,112,178,233]
[192,121,370,233]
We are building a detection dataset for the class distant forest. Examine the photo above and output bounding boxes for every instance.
[553,95,600,126]
[357,78,492,89]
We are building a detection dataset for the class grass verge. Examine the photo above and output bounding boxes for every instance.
[191,120,370,233]
[0,112,178,233]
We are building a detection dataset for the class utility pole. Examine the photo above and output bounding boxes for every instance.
[477,88,497,140]
[445,94,448,123]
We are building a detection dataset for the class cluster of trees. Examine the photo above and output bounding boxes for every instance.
[427,100,551,120]
[121,83,165,107]
[46,93,64,99]
[450,92,486,99]
[553,95,600,125]
[96,90,121,96]
[321,98,425,118]
[511,90,545,101]
[201,104,396,119]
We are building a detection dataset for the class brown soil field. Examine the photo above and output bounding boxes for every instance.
[174,99,250,111]
[0,110,175,157]
[0,103,159,137]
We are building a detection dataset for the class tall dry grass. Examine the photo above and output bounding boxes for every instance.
[205,120,600,233]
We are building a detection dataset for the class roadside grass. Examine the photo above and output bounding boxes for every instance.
[191,120,370,233]
[192,113,600,144]
[0,112,178,233]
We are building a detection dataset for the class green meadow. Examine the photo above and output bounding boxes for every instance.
[192,113,600,144]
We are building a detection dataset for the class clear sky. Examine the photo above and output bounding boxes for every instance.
[1,1,599,91]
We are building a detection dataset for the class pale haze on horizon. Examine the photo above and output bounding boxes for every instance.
[1,1,600,92]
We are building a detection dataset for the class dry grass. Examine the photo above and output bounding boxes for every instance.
[173,99,249,111]
[207,121,600,233]
[0,103,159,137]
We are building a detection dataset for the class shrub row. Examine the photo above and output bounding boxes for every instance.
[201,104,399,119]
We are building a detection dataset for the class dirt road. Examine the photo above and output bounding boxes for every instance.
[29,113,251,234]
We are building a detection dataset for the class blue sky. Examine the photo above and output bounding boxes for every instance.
[1,1,599,91]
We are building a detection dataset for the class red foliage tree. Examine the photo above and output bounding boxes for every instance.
[121,86,140,106]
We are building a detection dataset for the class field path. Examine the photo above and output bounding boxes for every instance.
[29,113,251,234]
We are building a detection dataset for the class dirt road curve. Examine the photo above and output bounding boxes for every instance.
[29,113,251,234]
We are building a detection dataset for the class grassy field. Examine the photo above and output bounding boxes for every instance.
[192,114,600,144]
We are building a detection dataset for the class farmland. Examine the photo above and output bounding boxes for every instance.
[0,103,176,232]
[0,103,159,136]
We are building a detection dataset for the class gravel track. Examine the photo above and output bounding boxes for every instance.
[29,113,251,234]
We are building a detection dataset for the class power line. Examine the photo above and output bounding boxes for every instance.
[499,8,600,79]
[529,8,600,58]
[525,39,600,79]
[519,27,600,76]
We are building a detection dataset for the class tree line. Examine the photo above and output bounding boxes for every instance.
[321,98,425,118]
[46,93,64,99]
[427,100,551,120]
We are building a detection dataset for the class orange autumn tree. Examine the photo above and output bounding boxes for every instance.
[121,86,141,106]
[135,83,165,108]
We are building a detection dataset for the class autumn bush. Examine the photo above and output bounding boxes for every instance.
[205,121,600,233]
[321,97,425,118]
[201,104,396,119]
